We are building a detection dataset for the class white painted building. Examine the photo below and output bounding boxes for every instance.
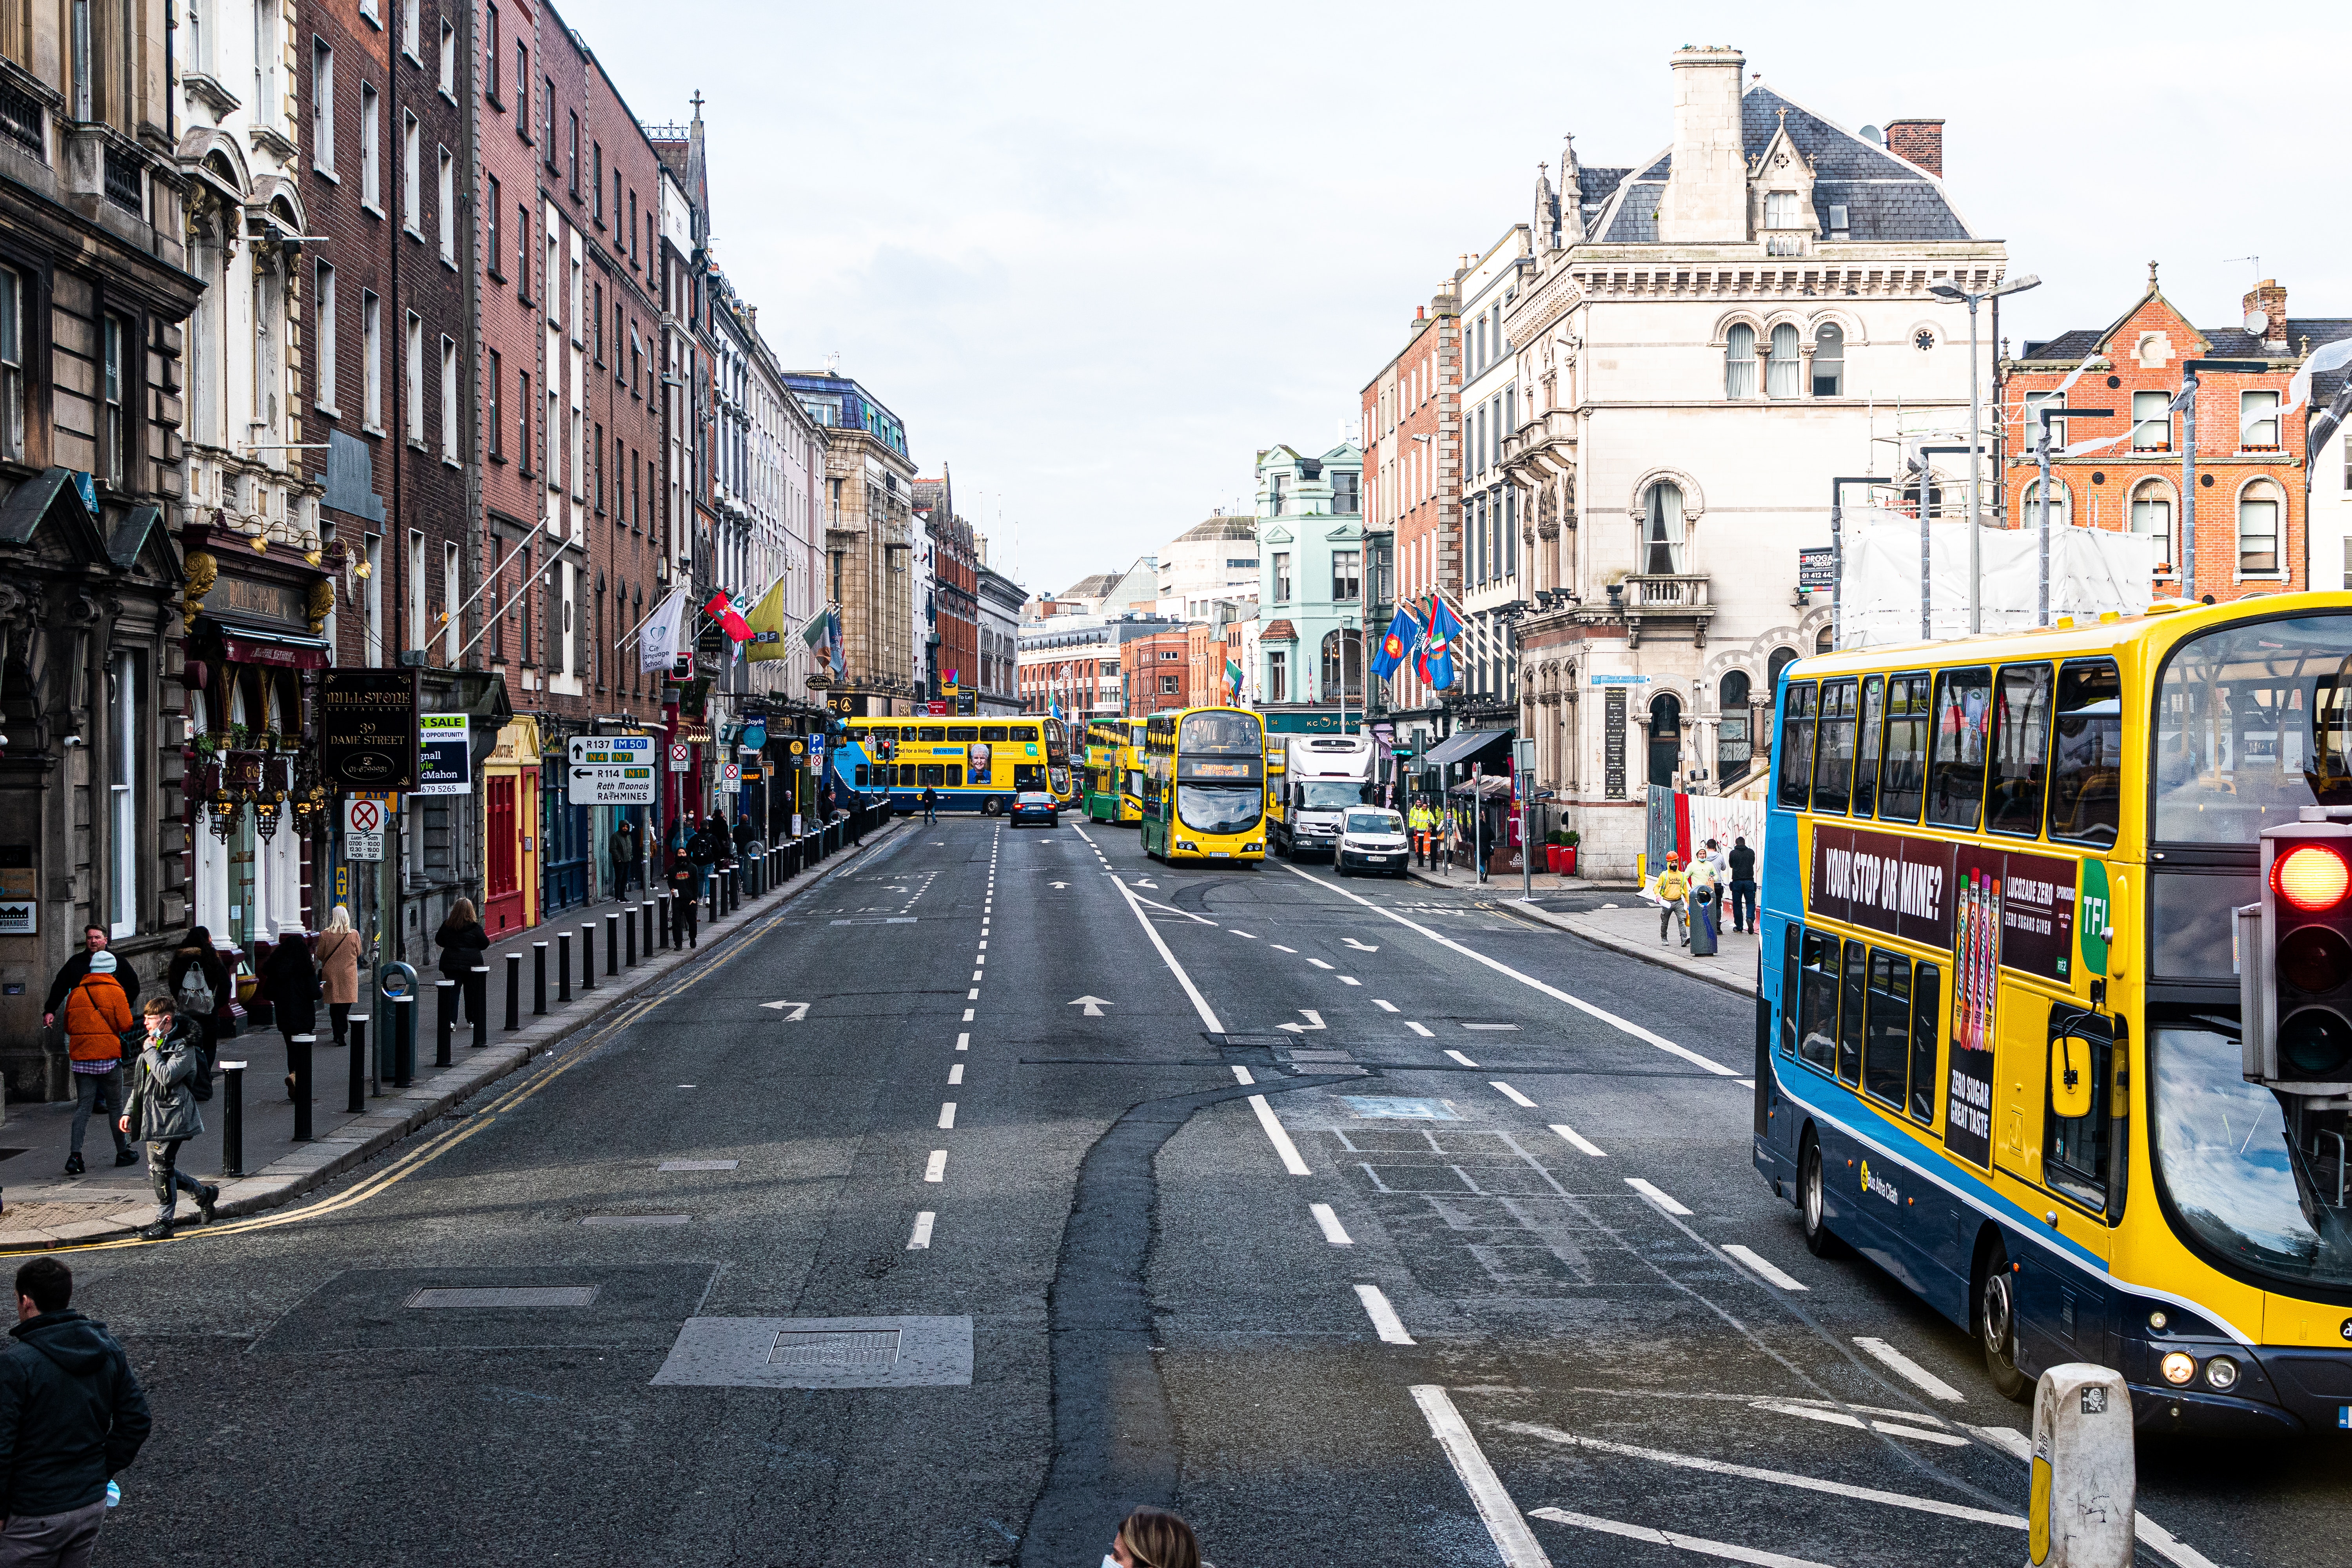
[1157,514,1261,622]
[1457,228,1534,703]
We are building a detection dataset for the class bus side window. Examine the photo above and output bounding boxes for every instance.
[1780,926,1800,1058]
[2046,659,2122,848]
[855,766,870,787]
[1986,663,2053,838]
[1798,930,1838,1071]
[1854,675,1884,818]
[919,764,944,787]
[1926,666,1993,831]
[1813,678,1857,815]
[1908,963,1942,1125]
[1879,673,1929,822]
[1776,681,1817,810]
[946,766,963,787]
[1838,939,1867,1085]
[1862,949,1911,1108]
[921,726,947,743]
[981,726,1008,742]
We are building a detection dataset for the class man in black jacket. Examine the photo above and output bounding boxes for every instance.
[40,928,140,1033]
[1727,835,1759,935]
[0,1257,149,1564]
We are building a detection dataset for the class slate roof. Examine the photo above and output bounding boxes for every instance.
[2019,318,2352,385]
[1589,82,1970,246]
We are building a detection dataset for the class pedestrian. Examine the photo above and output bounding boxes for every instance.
[609,816,640,896]
[1443,804,1463,872]
[1108,1506,1201,1568]
[685,819,722,901]
[258,924,318,1098]
[59,951,134,1178]
[1704,837,1729,883]
[920,784,939,824]
[119,997,216,1240]
[1408,797,1434,867]
[315,906,361,1049]
[731,812,755,858]
[432,899,489,1024]
[1655,853,1690,945]
[41,926,139,1038]
[0,1256,152,1564]
[1728,835,1759,935]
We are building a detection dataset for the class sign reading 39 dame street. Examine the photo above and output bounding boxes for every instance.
[319,669,419,790]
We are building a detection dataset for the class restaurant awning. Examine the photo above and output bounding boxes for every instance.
[212,615,331,670]
[1421,727,1512,770]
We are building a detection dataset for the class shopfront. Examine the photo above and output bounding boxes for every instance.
[483,716,542,938]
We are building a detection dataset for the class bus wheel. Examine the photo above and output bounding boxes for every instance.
[1798,1131,1845,1258]
[981,797,1001,817]
[1977,1241,2032,1403]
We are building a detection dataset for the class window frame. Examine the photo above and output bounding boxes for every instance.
[1984,661,2053,840]
[2236,478,2283,577]
[1775,679,1817,810]
[2045,657,2122,849]
[1811,676,1857,815]
[1924,665,1993,831]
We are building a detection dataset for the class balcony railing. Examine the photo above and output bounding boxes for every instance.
[0,78,40,159]
[102,145,140,214]
[1622,573,1710,610]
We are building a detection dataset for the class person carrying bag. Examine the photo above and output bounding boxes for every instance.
[119,998,215,1240]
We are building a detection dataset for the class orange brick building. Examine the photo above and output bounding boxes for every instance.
[1121,625,1223,715]
[2000,269,2318,603]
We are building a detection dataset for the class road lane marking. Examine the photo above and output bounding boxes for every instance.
[1625,1178,1692,1216]
[962,1009,974,1022]
[948,1064,964,1085]
[1232,1065,1254,1085]
[1355,1285,1416,1345]
[1409,1387,1550,1568]
[1406,1022,1435,1038]
[956,1033,969,1050]
[1528,1508,1826,1568]
[1962,1426,2218,1568]
[1283,866,1737,1076]
[938,1102,957,1129]
[1343,937,1379,951]
[1853,1337,1964,1403]
[1307,957,1334,969]
[1464,1023,1519,1031]
[1722,1245,1809,1292]
[1338,976,1361,986]
[1110,870,1223,1032]
[1500,1425,2023,1530]
[1272,944,1298,953]
[1446,1049,1479,1066]
[1374,999,1399,1012]
[1748,1399,1961,1446]
[971,970,983,981]
[1489,1081,1538,1109]
[1549,1123,1606,1157]
[1230,929,1257,938]
[1310,1202,1353,1245]
[977,940,987,950]
[924,1151,947,1182]
[908,1211,935,1249]
[1247,1094,1312,1175]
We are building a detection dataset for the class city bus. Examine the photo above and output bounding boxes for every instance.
[1141,706,1267,864]
[1044,715,1078,806]
[1757,593,2352,1435]
[1085,719,1146,824]
[832,716,1061,815]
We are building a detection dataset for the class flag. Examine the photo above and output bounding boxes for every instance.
[1370,605,1420,681]
[799,608,830,653]
[704,592,754,644]
[638,588,689,673]
[1225,659,1242,701]
[826,609,845,675]
[1419,595,1461,691]
[744,577,789,661]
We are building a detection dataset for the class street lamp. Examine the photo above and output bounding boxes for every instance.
[1929,273,2040,633]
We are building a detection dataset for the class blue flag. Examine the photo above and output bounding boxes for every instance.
[1370,606,1420,681]
[1420,595,1462,691]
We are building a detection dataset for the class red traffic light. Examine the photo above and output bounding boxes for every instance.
[2274,844,2352,913]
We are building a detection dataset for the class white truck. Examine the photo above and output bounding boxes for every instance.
[1267,733,1377,860]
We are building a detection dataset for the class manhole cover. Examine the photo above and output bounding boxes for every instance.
[1341,1096,1459,1120]
[771,1328,900,1369]
[408,1286,601,1309]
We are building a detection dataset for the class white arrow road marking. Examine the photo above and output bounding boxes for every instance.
[1276,1009,1327,1034]
[1343,937,1380,951]
[1134,878,1158,888]
[1067,995,1112,1016]
[1529,1508,1825,1568]
[759,1001,811,1021]
[1049,880,1070,888]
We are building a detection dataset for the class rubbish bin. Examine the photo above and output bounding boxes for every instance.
[377,961,419,1083]
[1688,886,1719,957]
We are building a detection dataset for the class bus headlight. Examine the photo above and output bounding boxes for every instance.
[1178,841,1197,852]
[2204,1356,2240,1391]
[2160,1352,2197,1385]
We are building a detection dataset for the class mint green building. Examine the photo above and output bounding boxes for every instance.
[1252,443,1365,722]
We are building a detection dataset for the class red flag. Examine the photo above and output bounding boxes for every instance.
[704,592,755,644]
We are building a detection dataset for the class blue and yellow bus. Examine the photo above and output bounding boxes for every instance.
[1759,593,2352,1433]
[1141,706,1266,863]
[832,716,1060,815]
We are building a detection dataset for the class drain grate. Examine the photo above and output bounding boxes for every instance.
[770,1328,901,1369]
[407,1286,601,1308]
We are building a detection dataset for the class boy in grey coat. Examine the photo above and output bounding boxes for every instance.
[118,998,217,1241]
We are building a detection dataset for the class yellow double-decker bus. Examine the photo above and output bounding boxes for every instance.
[1759,593,2352,1434]
[1085,719,1146,824]
[832,716,1059,815]
[1140,707,1266,863]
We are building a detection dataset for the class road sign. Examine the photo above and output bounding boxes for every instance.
[670,742,691,771]
[415,714,470,796]
[570,735,655,767]
[567,764,658,805]
[719,763,741,791]
[344,797,386,860]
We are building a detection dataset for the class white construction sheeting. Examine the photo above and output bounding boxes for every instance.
[1837,511,2159,649]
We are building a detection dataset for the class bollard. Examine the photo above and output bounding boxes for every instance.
[347,1015,368,1113]
[470,966,489,1047]
[727,866,738,911]
[624,906,637,967]
[558,931,572,1002]
[658,893,671,950]
[641,900,654,959]
[533,942,548,1014]
[289,1033,314,1140]
[2028,1363,2134,1567]
[580,926,595,991]
[219,1060,247,1176]
[706,879,719,928]
[391,993,416,1087]
[433,980,456,1069]
[505,952,522,1030]
[605,913,620,975]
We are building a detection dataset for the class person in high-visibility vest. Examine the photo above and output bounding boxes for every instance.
[1408,799,1437,867]
[1655,853,1691,944]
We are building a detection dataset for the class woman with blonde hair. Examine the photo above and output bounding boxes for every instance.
[434,897,489,1026]
[316,905,362,1049]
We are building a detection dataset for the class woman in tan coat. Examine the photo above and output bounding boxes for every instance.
[316,904,362,1049]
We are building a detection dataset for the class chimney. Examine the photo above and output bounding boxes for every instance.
[1884,118,1944,177]
[2244,279,2290,352]
[1659,46,1747,244]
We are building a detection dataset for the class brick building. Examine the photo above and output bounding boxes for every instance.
[916,474,978,708]
[2000,269,2352,603]
[1360,288,1461,722]
[1120,624,1221,715]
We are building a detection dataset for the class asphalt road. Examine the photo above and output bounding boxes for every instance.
[53,815,2347,1566]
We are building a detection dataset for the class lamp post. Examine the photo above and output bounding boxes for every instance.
[1929,273,2040,633]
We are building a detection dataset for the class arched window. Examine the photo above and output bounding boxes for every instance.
[1648,693,1682,786]
[1718,671,1753,782]
[1816,626,1835,653]
[2022,478,2071,526]
[2239,479,2282,575]
[1641,481,1685,575]
[1766,646,1800,697]
[1319,629,1361,700]
[1724,323,1757,398]
[2130,479,2174,566]
[1812,323,1844,396]
[1766,322,1800,398]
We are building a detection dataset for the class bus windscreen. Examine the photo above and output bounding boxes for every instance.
[2156,614,2352,843]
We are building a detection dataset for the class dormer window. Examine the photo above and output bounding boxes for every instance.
[1763,190,1806,256]
[1765,191,1800,227]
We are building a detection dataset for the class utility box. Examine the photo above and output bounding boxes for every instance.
[2029,1363,2134,1568]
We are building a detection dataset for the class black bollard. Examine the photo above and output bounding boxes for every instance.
[533,942,548,1014]
[470,966,489,1047]
[392,993,416,1087]
[605,913,619,975]
[624,906,637,967]
[505,952,521,1030]
[289,1033,314,1140]
[220,1059,247,1176]
[558,931,572,1002]
[706,879,718,928]
[434,980,456,1068]
[641,900,654,959]
[579,926,595,991]
[347,1015,368,1113]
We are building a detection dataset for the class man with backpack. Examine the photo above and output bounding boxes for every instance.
[118,997,215,1241]
[0,1257,151,1564]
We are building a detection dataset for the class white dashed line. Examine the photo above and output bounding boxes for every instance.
[1272,944,1298,953]
[924,1151,947,1183]
[1412,1387,1550,1568]
[1550,1123,1606,1157]
[948,1064,963,1085]
[1354,1284,1416,1344]
[907,1211,935,1249]
[1445,1049,1479,1066]
[1338,975,1361,986]
[1230,929,1256,938]
[1853,1337,1965,1403]
[1373,999,1399,1013]
[1307,957,1334,970]
[962,1008,974,1022]
[1529,1508,1830,1568]
[956,1033,969,1050]
[1246,1093,1311,1174]
[1310,1203,1353,1245]
[1232,1065,1255,1085]
[1489,1081,1537,1108]
[1722,1244,1808,1292]
[967,988,980,999]
[1625,1177,1692,1216]
[1406,1021,1435,1038]
[938,1102,957,1129]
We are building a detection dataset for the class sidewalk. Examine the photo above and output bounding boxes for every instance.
[1404,862,1634,895]
[0,819,907,1249]
[1510,897,1759,998]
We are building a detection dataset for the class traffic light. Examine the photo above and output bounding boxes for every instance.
[2243,821,2352,1091]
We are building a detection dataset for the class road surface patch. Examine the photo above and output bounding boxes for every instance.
[650,1315,973,1389]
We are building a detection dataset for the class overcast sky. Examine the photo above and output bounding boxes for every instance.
[560,0,2347,597]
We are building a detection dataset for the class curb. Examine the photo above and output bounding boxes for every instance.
[1500,898,1759,1000]
[0,819,909,1250]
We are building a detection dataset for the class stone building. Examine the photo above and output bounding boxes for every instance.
[976,549,1023,715]
[1360,289,1461,725]
[1499,48,2006,877]
[915,473,978,710]
[1156,511,1259,623]
[781,369,916,717]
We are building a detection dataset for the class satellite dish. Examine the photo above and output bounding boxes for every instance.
[1860,125,1884,145]
[2244,308,2270,335]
